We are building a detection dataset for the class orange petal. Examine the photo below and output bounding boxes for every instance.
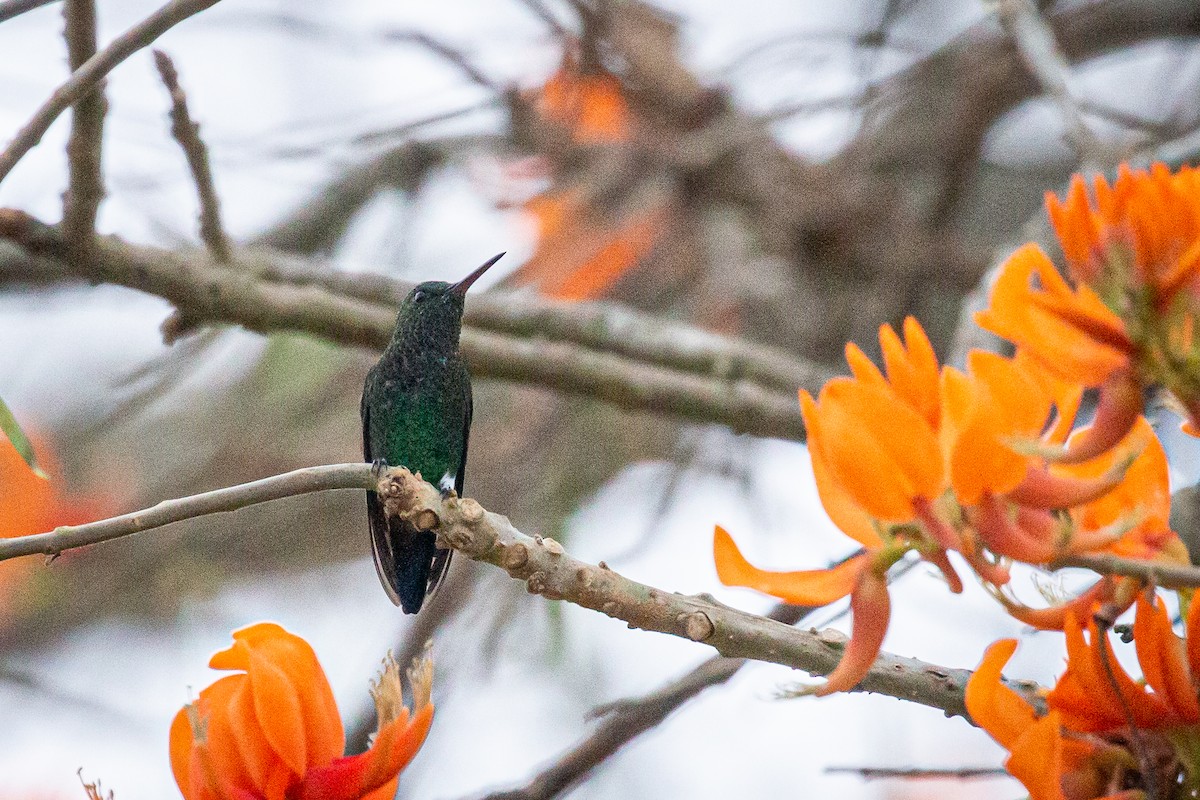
[975,244,1130,386]
[816,379,943,521]
[210,623,344,775]
[1133,595,1200,723]
[964,639,1037,749]
[878,318,940,428]
[973,494,1058,564]
[713,526,868,606]
[1005,463,1127,510]
[799,391,885,549]
[1054,612,1169,731]
[1049,370,1142,465]
[1005,712,1072,800]
[815,568,890,696]
[998,578,1115,631]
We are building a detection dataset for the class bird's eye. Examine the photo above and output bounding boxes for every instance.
[413,290,426,303]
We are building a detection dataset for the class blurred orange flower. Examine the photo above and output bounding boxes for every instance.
[0,429,112,626]
[170,623,433,800]
[510,49,667,302]
[536,54,630,144]
[518,191,665,301]
[970,594,1200,798]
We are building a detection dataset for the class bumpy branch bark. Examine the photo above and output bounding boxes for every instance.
[0,210,818,440]
[0,0,224,185]
[0,464,1043,720]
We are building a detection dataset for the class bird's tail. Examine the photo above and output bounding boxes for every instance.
[367,490,452,613]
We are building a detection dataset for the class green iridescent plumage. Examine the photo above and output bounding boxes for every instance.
[361,254,502,613]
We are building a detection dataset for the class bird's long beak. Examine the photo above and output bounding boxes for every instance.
[451,252,504,296]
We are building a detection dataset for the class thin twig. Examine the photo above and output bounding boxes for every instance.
[153,49,232,263]
[824,766,1010,780]
[60,0,107,255]
[380,31,500,92]
[0,0,57,23]
[475,602,817,800]
[0,464,1043,721]
[1092,610,1158,800]
[0,463,377,561]
[995,0,1112,167]
[1052,554,1200,590]
[0,0,224,186]
[0,209,815,441]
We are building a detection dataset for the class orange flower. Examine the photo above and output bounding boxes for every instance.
[976,243,1133,389]
[980,163,1200,442]
[713,320,947,695]
[1055,417,1188,563]
[170,623,433,800]
[536,52,631,145]
[971,595,1200,798]
[517,191,665,301]
[0,430,113,627]
[1048,164,1200,296]
[714,526,897,696]
[966,640,1133,800]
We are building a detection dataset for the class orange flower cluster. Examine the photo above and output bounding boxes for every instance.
[969,594,1200,799]
[170,623,433,800]
[979,163,1200,444]
[714,162,1200,696]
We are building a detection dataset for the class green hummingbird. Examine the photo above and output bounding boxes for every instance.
[361,253,503,613]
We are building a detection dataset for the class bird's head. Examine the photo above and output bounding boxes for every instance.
[393,253,504,344]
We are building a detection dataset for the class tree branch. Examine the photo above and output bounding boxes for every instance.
[0,0,224,186]
[823,766,1009,780]
[60,0,106,255]
[0,210,820,441]
[153,49,231,263]
[0,463,377,561]
[995,0,1113,166]
[0,0,58,24]
[0,464,1044,721]
[473,603,814,800]
[1052,553,1200,589]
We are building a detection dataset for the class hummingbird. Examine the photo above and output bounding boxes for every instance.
[361,253,503,613]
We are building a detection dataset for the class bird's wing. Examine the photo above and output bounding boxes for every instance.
[362,390,402,607]
[424,374,471,598]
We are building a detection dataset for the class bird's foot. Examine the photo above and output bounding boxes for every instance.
[370,458,390,479]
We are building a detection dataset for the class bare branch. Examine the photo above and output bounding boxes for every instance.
[474,603,814,800]
[1052,553,1200,589]
[0,463,376,561]
[0,0,225,186]
[0,0,58,24]
[0,464,1044,721]
[381,31,501,92]
[60,0,107,255]
[0,210,818,440]
[995,0,1114,166]
[153,49,232,263]
[824,766,1010,780]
